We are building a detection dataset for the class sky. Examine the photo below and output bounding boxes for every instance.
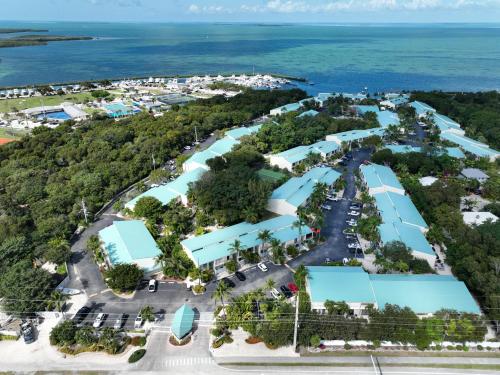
[2,0,500,23]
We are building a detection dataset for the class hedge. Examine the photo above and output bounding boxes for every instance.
[128,349,146,363]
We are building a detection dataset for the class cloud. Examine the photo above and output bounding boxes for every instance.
[187,3,232,13]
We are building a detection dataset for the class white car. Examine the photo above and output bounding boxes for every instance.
[184,145,191,150]
[134,314,143,329]
[270,288,281,300]
[150,183,159,188]
[257,262,268,272]
[321,204,332,211]
[114,314,125,329]
[148,279,157,293]
[93,313,107,328]
[348,211,360,216]
[346,219,357,226]
[348,243,362,249]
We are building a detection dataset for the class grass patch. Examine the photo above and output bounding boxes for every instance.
[0,93,93,113]
[56,263,68,276]
[303,350,500,358]
[257,168,286,183]
[0,128,26,140]
[0,334,18,341]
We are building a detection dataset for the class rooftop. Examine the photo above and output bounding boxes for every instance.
[306,266,480,314]
[270,167,341,208]
[432,113,462,132]
[461,168,489,179]
[272,140,339,165]
[171,304,195,339]
[410,101,436,116]
[326,128,385,144]
[98,220,160,271]
[297,109,320,118]
[376,111,400,128]
[224,124,262,140]
[359,163,404,192]
[379,221,434,256]
[384,145,465,159]
[440,132,499,159]
[374,191,428,230]
[181,215,311,266]
[183,136,239,169]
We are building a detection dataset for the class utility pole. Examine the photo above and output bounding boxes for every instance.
[292,292,299,351]
[81,198,89,224]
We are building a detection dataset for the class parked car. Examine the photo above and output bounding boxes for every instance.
[346,219,357,226]
[235,271,246,281]
[270,288,281,300]
[321,204,332,211]
[73,306,91,325]
[114,313,125,329]
[21,322,35,344]
[184,145,191,150]
[134,314,143,329]
[257,262,268,272]
[326,196,337,201]
[280,285,293,298]
[92,313,107,328]
[150,184,159,188]
[287,283,299,294]
[347,242,362,250]
[148,279,157,293]
[349,205,361,211]
[348,210,360,216]
[343,229,357,235]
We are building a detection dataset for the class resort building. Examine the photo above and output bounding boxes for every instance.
[409,101,436,118]
[104,102,141,118]
[431,113,465,135]
[359,163,405,196]
[21,103,88,122]
[125,167,205,210]
[314,92,368,107]
[460,168,490,184]
[267,140,340,172]
[383,145,466,159]
[182,137,239,172]
[440,132,499,162]
[297,109,320,118]
[326,128,386,146]
[353,105,400,128]
[306,266,480,317]
[380,95,409,109]
[98,220,161,273]
[180,215,312,273]
[224,124,262,141]
[267,167,341,216]
[269,98,312,116]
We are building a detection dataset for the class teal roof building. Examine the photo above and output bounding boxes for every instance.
[376,111,400,128]
[326,128,385,145]
[440,132,499,162]
[267,167,341,215]
[171,304,195,340]
[99,220,161,272]
[225,124,262,140]
[359,163,405,195]
[297,109,320,118]
[183,137,239,172]
[268,140,340,171]
[373,191,428,231]
[306,266,480,315]
[410,101,436,117]
[432,113,464,134]
[181,215,312,270]
[384,145,465,159]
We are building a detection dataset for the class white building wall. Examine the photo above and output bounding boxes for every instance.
[412,251,436,268]
[268,155,294,172]
[183,161,210,173]
[266,199,298,216]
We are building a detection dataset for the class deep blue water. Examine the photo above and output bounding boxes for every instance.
[1,22,500,92]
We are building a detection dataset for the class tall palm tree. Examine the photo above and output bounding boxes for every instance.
[162,253,187,279]
[46,290,69,312]
[140,305,155,322]
[293,207,308,246]
[212,280,231,313]
[269,238,284,264]
[294,264,309,290]
[257,230,272,254]
[265,278,276,292]
[228,239,242,261]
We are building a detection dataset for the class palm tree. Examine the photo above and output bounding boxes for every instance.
[212,280,231,314]
[162,253,188,279]
[46,290,69,312]
[228,239,242,261]
[140,305,155,322]
[257,230,272,254]
[294,264,309,290]
[154,248,170,270]
[269,238,284,264]
[293,207,308,246]
[265,278,276,292]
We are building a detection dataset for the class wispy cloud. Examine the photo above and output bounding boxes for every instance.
[187,3,232,13]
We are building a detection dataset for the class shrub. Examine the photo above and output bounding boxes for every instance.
[245,336,263,344]
[344,343,352,350]
[367,345,375,350]
[223,335,233,344]
[462,345,469,352]
[477,345,484,351]
[130,336,146,347]
[225,260,238,274]
[310,334,321,347]
[128,349,146,363]
[455,345,463,351]
[193,284,206,294]
[447,345,455,350]
[211,328,223,337]
[286,245,298,258]
[106,264,143,292]
[486,346,492,351]
[50,320,77,346]
[435,345,442,351]
[212,339,223,349]
[372,340,381,349]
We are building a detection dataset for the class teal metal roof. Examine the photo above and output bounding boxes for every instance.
[274,140,339,165]
[376,111,400,128]
[225,125,261,140]
[206,137,239,156]
[440,132,499,159]
[374,191,428,230]
[306,267,376,304]
[389,96,409,106]
[99,220,160,271]
[270,167,341,208]
[378,222,434,256]
[306,267,480,314]
[432,113,462,132]
[181,215,311,266]
[410,101,436,116]
[354,105,380,115]
[297,109,319,118]
[327,128,385,143]
[369,274,480,314]
[384,145,465,159]
[172,304,195,339]
[184,136,239,169]
[359,163,404,192]
[273,102,302,113]
[126,168,205,209]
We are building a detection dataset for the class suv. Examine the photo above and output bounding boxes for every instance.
[280,285,293,298]
[257,262,268,272]
[93,313,107,328]
[134,314,143,329]
[148,279,157,293]
[235,271,246,281]
[114,313,125,329]
[21,322,35,344]
[270,288,281,300]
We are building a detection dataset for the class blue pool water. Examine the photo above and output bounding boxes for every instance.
[37,110,72,121]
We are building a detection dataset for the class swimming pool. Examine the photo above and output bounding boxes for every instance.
[37,110,72,121]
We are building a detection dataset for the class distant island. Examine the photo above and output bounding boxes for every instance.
[0,35,93,48]
[0,28,49,34]
[0,28,92,48]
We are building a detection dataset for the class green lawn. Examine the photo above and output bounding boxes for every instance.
[0,93,94,113]
[257,168,286,183]
[0,127,27,140]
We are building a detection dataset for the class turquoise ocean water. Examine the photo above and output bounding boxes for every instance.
[1,22,500,92]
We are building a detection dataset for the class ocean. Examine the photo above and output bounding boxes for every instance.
[1,21,500,93]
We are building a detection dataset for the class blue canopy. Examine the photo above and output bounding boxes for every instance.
[172,304,195,339]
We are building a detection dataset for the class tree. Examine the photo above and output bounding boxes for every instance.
[45,238,71,264]
[0,236,32,274]
[133,196,164,221]
[149,169,170,184]
[269,238,285,265]
[228,239,242,261]
[225,259,238,274]
[310,334,321,347]
[50,320,77,346]
[324,300,350,316]
[106,264,143,292]
[46,290,69,312]
[212,280,232,312]
[140,305,155,322]
[265,278,276,291]
[294,264,309,290]
[257,230,272,253]
[98,327,120,354]
[293,208,308,246]
[75,326,98,346]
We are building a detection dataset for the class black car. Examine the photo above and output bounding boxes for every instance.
[235,271,246,281]
[280,285,293,298]
[73,306,91,325]
[221,278,235,288]
[21,322,35,344]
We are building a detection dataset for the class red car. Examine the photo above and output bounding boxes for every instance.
[287,283,299,294]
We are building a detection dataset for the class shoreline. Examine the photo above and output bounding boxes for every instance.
[0,73,307,91]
